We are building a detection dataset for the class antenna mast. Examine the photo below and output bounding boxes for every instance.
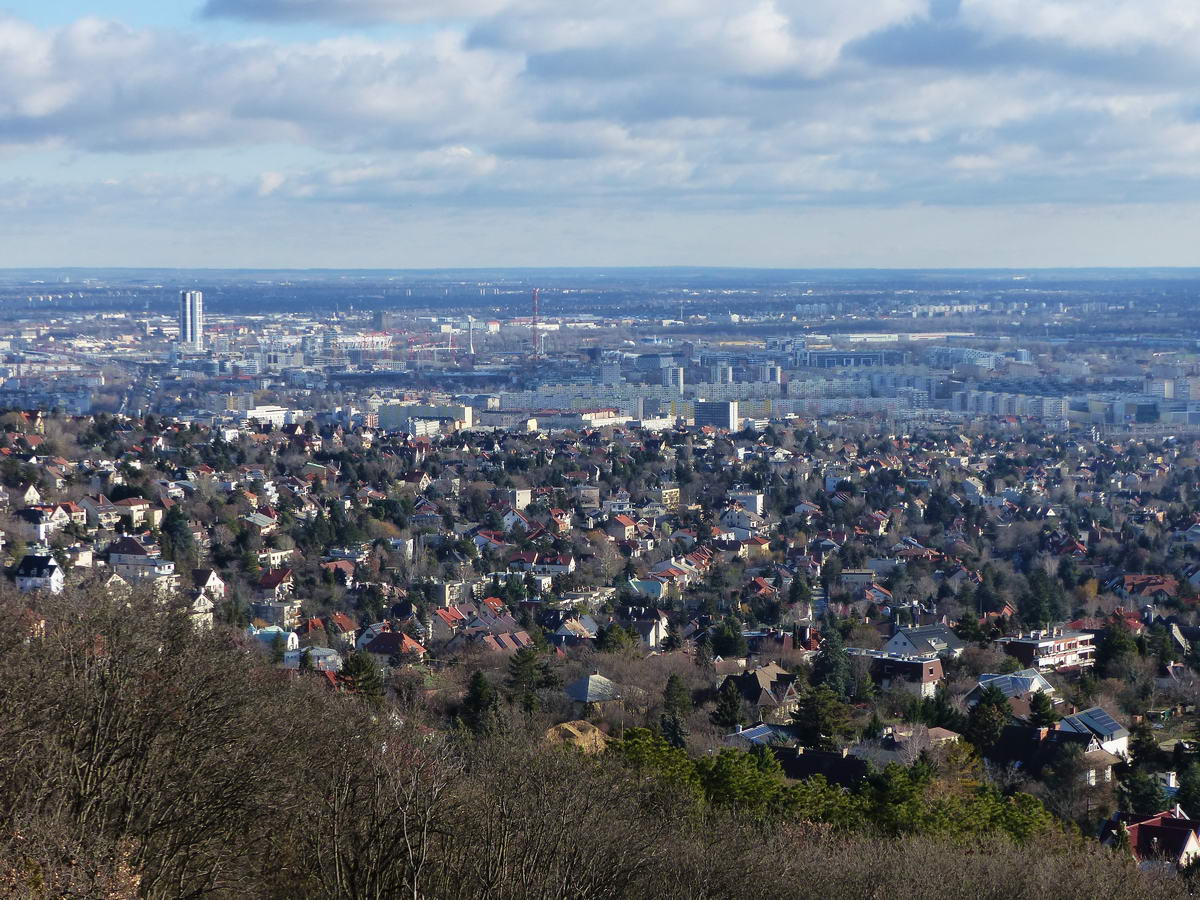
[531,287,541,358]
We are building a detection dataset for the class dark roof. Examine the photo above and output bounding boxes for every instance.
[14,555,59,579]
[772,746,869,788]
[1059,706,1128,741]
[107,536,149,557]
[725,664,799,708]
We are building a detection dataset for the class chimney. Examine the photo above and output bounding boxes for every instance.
[795,746,805,756]
[736,724,743,733]
[841,748,849,758]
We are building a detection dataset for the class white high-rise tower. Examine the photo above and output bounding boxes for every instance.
[179,290,204,351]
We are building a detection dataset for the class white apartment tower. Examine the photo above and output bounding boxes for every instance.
[179,290,204,351]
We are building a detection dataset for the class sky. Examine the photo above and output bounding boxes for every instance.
[2,0,1200,268]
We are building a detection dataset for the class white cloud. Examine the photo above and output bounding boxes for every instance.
[4,1,1200,264]
[960,0,1200,51]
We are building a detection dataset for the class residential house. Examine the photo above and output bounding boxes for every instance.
[1100,807,1200,871]
[113,497,159,529]
[14,555,64,594]
[720,663,802,723]
[251,599,303,630]
[106,536,179,592]
[965,669,1056,709]
[248,624,299,653]
[361,629,427,667]
[884,624,966,659]
[849,649,944,699]
[255,568,295,601]
[617,606,670,650]
[564,671,622,717]
[994,628,1095,672]
[283,646,343,672]
[191,568,227,600]
[187,591,215,629]
[80,495,121,530]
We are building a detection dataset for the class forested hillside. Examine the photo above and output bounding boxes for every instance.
[0,588,1185,899]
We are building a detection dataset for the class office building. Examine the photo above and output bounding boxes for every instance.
[694,400,739,431]
[179,290,204,352]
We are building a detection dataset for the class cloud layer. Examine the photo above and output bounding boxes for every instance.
[3,1,1200,265]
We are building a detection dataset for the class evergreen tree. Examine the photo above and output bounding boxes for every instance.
[341,651,385,702]
[1121,769,1168,815]
[297,647,312,672]
[693,633,713,671]
[660,712,690,749]
[596,622,637,653]
[1028,690,1059,728]
[1130,722,1165,769]
[695,747,791,816]
[812,629,852,699]
[1147,625,1178,664]
[1178,763,1200,818]
[965,685,1009,755]
[710,678,745,730]
[788,576,811,607]
[505,647,559,713]
[160,504,197,564]
[662,674,693,719]
[269,632,286,665]
[660,622,683,652]
[793,686,851,750]
[711,616,748,659]
[461,670,501,735]
[1095,624,1138,678]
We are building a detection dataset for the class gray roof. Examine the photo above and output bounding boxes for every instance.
[893,624,966,655]
[976,668,1055,699]
[565,673,621,703]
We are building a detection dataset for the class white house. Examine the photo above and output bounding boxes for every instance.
[14,555,64,594]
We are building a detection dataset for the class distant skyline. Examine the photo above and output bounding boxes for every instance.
[3,1,1200,268]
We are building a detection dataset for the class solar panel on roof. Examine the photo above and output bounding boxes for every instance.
[1080,708,1122,734]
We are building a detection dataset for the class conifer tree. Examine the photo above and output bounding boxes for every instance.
[341,651,385,702]
[711,678,745,730]
[1028,691,1058,728]
[461,670,500,735]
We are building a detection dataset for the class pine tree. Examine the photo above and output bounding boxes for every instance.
[269,633,286,665]
[1121,769,1168,815]
[662,674,693,719]
[793,686,851,750]
[660,622,683,652]
[812,629,852,699]
[788,576,811,607]
[596,622,636,653]
[711,678,745,730]
[461,670,500,735]
[1028,690,1059,728]
[505,647,559,713]
[711,616,748,659]
[1095,623,1138,678]
[965,685,1009,754]
[341,651,384,702]
[1178,763,1200,818]
[660,712,690,749]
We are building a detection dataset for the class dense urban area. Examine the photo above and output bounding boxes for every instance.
[7,268,1200,896]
